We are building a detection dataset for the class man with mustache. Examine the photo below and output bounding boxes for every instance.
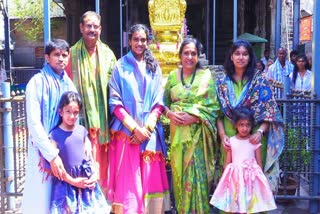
[66,11,116,194]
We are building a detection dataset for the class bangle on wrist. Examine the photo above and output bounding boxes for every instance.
[257,129,264,136]
[132,126,137,133]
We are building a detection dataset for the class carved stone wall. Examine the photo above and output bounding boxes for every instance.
[238,0,271,58]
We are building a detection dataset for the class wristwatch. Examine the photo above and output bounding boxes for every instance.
[257,129,264,136]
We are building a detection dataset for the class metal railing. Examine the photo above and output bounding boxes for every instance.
[0,84,320,213]
[274,91,320,212]
[0,86,27,213]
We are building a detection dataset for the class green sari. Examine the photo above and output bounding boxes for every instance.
[164,68,220,213]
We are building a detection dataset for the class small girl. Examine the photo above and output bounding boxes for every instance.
[210,107,276,213]
[49,91,111,213]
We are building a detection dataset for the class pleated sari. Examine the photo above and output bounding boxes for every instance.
[164,68,220,213]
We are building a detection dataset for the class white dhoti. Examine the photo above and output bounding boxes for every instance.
[22,142,52,214]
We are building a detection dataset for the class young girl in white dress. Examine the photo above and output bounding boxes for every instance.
[210,107,276,213]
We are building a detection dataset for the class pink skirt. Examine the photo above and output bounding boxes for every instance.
[107,131,171,214]
[210,158,277,213]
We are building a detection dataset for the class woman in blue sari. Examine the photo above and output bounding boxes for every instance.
[216,40,284,191]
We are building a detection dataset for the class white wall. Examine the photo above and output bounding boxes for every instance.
[301,0,314,14]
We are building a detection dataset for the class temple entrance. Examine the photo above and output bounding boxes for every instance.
[63,0,233,64]
[122,0,213,61]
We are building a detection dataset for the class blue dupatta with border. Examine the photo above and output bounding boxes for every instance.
[216,69,284,190]
[108,51,166,154]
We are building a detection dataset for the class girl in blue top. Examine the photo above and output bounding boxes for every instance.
[49,91,110,213]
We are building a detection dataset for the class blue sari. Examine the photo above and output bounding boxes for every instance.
[216,70,284,191]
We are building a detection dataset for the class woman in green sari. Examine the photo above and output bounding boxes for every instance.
[216,40,284,192]
[163,38,220,213]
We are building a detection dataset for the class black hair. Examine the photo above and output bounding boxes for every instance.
[290,50,299,59]
[45,39,70,55]
[80,11,101,25]
[224,40,257,82]
[232,107,255,127]
[178,38,204,69]
[292,54,311,85]
[256,59,265,71]
[128,24,158,73]
[56,91,82,126]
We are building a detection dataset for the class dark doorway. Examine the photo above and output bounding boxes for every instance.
[63,0,261,65]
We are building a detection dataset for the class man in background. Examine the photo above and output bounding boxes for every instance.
[0,60,8,84]
[261,49,270,68]
[267,47,293,83]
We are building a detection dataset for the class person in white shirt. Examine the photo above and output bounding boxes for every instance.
[260,49,270,67]
[0,60,8,95]
[0,60,7,83]
[267,47,293,83]
[289,54,312,91]
[22,39,77,214]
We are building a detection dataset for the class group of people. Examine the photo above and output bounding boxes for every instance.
[22,10,285,214]
[258,47,313,92]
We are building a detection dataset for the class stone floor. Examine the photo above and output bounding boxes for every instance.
[209,201,310,214]
[2,200,313,214]
[270,200,310,214]
[1,181,314,214]
[208,179,312,214]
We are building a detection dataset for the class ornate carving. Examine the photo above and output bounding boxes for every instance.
[149,0,186,31]
[148,0,187,75]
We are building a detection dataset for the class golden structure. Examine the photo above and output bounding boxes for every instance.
[148,0,187,75]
